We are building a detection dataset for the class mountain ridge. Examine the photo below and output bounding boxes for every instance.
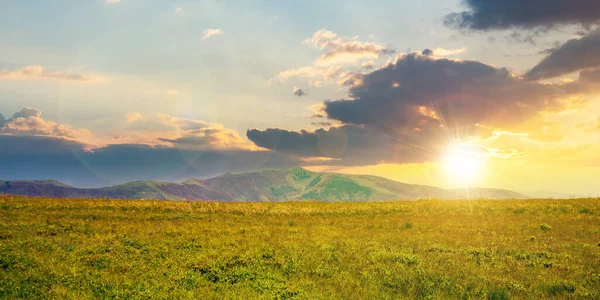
[0,167,529,201]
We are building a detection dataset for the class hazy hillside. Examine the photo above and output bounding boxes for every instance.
[0,168,528,201]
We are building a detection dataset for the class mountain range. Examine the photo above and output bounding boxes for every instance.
[0,167,528,201]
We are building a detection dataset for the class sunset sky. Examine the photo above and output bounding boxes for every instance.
[1,0,600,196]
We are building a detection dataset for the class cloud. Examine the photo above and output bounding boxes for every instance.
[0,107,93,142]
[175,7,183,13]
[430,47,466,57]
[247,125,434,165]
[575,117,600,133]
[304,29,395,66]
[565,68,600,95]
[525,29,600,80]
[11,107,41,119]
[122,112,255,150]
[422,47,466,57]
[0,108,256,152]
[293,87,306,97]
[0,135,106,187]
[578,67,600,83]
[157,125,254,151]
[252,52,600,165]
[308,103,327,119]
[0,110,302,187]
[124,112,143,124]
[0,135,302,188]
[324,53,575,135]
[277,29,394,85]
[278,65,342,82]
[362,61,375,70]
[202,28,224,40]
[105,0,121,3]
[444,0,600,31]
[0,66,103,82]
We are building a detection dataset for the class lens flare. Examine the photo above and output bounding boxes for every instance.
[442,143,484,186]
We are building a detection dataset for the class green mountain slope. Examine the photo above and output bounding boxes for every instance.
[0,167,529,201]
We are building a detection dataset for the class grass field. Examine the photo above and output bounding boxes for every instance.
[1,196,599,299]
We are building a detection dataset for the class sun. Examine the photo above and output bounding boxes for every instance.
[442,143,484,186]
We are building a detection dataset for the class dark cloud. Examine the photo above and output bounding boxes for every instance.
[327,53,565,134]
[247,125,434,165]
[526,29,600,80]
[311,122,333,127]
[0,108,291,187]
[0,135,106,187]
[248,53,591,164]
[538,47,559,55]
[579,68,600,82]
[0,113,5,127]
[248,128,324,157]
[506,32,536,45]
[0,135,302,188]
[293,87,306,97]
[564,68,600,94]
[444,0,600,31]
[421,49,433,56]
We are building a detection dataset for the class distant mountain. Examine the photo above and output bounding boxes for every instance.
[0,168,528,201]
[525,190,585,199]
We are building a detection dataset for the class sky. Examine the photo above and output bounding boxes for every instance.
[1,0,600,196]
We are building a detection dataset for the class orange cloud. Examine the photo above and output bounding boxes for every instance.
[119,112,257,150]
[0,107,94,149]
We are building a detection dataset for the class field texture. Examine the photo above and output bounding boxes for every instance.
[1,196,599,299]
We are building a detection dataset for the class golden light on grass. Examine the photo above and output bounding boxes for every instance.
[1,195,599,298]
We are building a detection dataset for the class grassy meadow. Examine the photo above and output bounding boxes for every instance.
[1,196,599,299]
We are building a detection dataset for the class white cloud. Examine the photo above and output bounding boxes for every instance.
[175,7,183,13]
[277,29,394,86]
[202,28,224,40]
[278,65,342,81]
[304,29,394,66]
[0,66,103,82]
[431,47,466,57]
[105,0,121,3]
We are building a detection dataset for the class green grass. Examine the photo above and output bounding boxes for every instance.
[300,175,373,201]
[1,196,599,299]
[270,186,298,198]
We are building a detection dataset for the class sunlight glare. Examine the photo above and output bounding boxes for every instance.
[442,143,484,186]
